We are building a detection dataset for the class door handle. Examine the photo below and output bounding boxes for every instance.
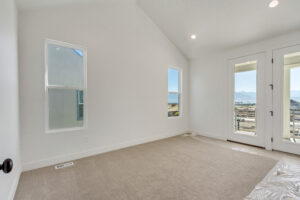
[0,159,13,174]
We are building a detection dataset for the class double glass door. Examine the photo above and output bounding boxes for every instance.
[228,46,300,155]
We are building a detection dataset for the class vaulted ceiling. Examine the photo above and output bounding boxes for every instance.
[137,0,300,58]
[17,0,300,59]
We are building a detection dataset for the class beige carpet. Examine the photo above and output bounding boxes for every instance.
[15,136,277,200]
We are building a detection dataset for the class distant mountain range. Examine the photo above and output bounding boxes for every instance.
[235,91,256,104]
[168,94,179,104]
[291,99,300,110]
[291,90,300,102]
[235,90,300,105]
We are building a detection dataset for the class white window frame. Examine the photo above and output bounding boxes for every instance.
[45,39,88,134]
[168,67,182,118]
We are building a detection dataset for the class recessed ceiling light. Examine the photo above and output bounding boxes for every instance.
[190,34,196,40]
[269,0,279,8]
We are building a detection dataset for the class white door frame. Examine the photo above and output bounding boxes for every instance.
[228,52,266,147]
[273,45,300,155]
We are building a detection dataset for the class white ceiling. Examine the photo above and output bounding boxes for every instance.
[16,0,300,59]
[137,0,300,58]
[16,0,136,10]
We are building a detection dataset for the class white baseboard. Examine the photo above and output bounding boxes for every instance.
[191,130,227,141]
[8,166,21,200]
[22,132,186,171]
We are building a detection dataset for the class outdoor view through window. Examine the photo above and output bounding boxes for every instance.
[46,41,86,131]
[234,61,257,135]
[168,68,180,117]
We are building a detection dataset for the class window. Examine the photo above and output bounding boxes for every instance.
[168,68,181,117]
[45,39,87,132]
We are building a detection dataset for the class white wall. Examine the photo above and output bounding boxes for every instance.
[190,30,300,149]
[0,0,21,199]
[190,53,228,140]
[19,0,189,171]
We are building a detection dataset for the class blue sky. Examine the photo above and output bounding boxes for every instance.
[235,70,256,92]
[168,69,179,103]
[73,49,83,57]
[168,68,179,92]
[291,67,300,91]
[235,66,300,93]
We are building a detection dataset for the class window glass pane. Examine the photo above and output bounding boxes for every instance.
[283,52,300,143]
[49,88,84,130]
[168,68,179,92]
[234,61,257,135]
[168,93,179,117]
[76,90,84,121]
[48,43,84,88]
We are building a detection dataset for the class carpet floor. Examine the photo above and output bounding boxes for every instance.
[15,136,277,200]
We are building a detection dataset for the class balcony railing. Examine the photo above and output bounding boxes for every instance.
[234,105,256,133]
[290,109,300,142]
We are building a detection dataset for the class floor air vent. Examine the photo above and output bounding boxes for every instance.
[54,162,74,170]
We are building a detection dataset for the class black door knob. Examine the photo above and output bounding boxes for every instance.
[0,159,13,174]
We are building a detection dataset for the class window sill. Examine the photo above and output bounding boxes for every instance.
[168,116,182,119]
[46,126,86,134]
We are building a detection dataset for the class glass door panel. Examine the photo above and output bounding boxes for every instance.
[234,61,257,135]
[273,45,300,155]
[283,52,300,143]
[228,53,265,147]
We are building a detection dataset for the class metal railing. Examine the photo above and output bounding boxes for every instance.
[234,106,256,133]
[234,107,300,139]
[290,109,300,142]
